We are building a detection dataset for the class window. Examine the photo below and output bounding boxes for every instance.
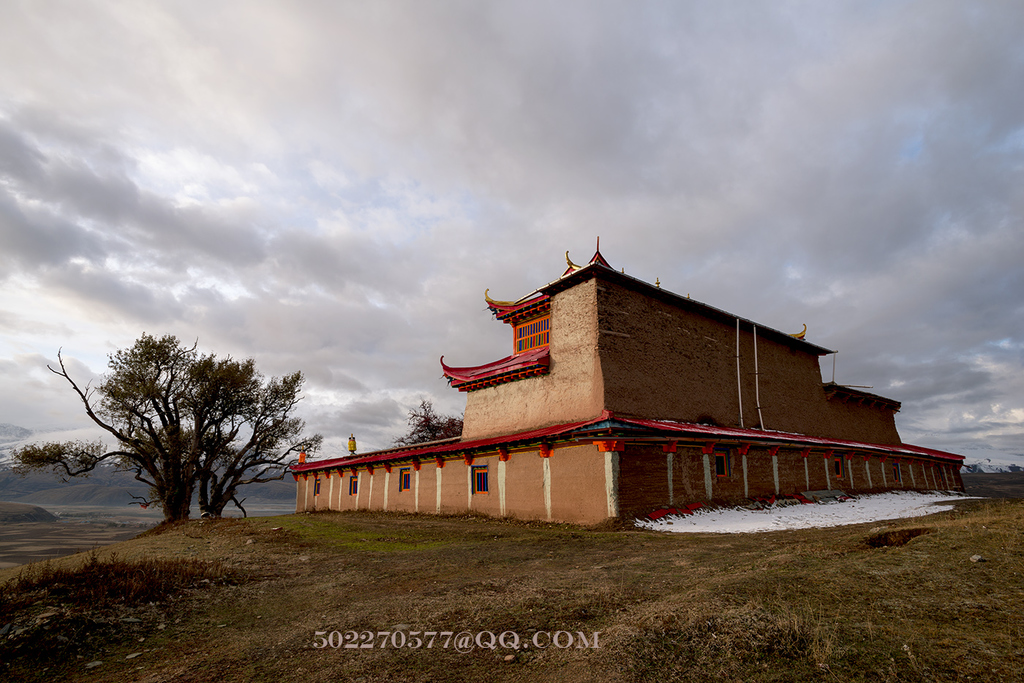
[892,462,902,483]
[398,468,412,492]
[348,476,359,496]
[715,450,731,477]
[313,475,321,496]
[834,457,845,479]
[513,315,550,354]
[472,465,489,494]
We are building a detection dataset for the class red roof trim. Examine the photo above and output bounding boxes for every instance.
[293,412,963,474]
[292,417,597,473]
[487,294,550,325]
[588,417,964,464]
[440,347,550,392]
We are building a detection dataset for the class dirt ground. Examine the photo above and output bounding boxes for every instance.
[961,471,1024,498]
[0,521,145,570]
[2,498,1023,683]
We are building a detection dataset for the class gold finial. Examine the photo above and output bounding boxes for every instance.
[789,324,807,340]
[484,289,518,306]
[655,277,660,288]
[348,434,357,454]
[565,251,582,271]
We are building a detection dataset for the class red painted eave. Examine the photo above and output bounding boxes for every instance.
[292,412,964,474]
[440,346,550,384]
[291,417,599,473]
[486,294,550,320]
[592,417,965,464]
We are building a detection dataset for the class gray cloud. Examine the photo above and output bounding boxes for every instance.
[0,1,1021,453]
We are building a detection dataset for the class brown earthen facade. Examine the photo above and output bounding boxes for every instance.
[293,250,965,523]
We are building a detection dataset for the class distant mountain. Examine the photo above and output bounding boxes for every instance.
[0,424,107,466]
[953,445,1024,474]
[0,462,296,508]
[0,423,33,444]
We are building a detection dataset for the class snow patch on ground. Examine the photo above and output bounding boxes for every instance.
[637,491,977,534]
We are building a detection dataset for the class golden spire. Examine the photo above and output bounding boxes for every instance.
[565,251,582,272]
[348,434,357,453]
[655,277,660,288]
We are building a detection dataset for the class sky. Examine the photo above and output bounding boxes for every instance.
[1,0,1022,458]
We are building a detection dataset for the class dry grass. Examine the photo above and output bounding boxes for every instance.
[1,499,1023,682]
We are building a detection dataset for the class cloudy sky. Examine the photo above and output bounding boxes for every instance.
[1,0,1021,457]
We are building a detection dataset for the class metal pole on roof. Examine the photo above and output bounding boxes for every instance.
[735,318,744,428]
[832,351,837,383]
[753,324,765,430]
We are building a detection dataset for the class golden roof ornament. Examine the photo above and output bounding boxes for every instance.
[565,251,582,272]
[348,434,357,454]
[789,324,807,340]
[484,289,518,307]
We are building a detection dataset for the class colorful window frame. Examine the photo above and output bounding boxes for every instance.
[398,468,412,492]
[348,475,359,496]
[892,462,902,482]
[834,456,845,479]
[472,465,489,494]
[714,450,731,477]
[313,475,322,496]
[513,315,550,354]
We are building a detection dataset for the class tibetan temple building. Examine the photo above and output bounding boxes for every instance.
[292,246,965,524]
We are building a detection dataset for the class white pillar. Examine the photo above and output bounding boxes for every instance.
[604,451,619,517]
[543,457,552,521]
[499,459,507,516]
[702,453,713,500]
[435,466,442,514]
[742,454,749,498]
[667,452,675,506]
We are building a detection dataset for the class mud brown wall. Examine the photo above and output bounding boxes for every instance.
[468,456,502,517]
[500,450,547,520]
[417,466,438,513]
[593,277,901,445]
[618,445,672,517]
[438,460,468,514]
[549,445,608,524]
[336,473,359,511]
[671,450,706,503]
[462,279,605,440]
[364,472,383,511]
[389,466,417,513]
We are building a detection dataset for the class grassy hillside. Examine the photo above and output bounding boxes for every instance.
[1,499,1022,682]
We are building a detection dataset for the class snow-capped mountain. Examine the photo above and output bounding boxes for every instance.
[0,424,107,466]
[952,445,1024,473]
[0,423,33,444]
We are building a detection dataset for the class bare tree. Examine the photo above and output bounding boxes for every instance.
[13,334,321,522]
[393,399,463,446]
